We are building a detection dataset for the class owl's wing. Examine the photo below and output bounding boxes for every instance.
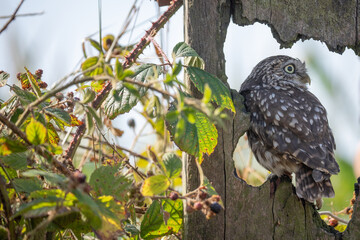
[244,87,339,174]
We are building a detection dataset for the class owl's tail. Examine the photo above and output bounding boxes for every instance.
[295,165,335,203]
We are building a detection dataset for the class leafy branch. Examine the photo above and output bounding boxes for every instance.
[63,0,184,162]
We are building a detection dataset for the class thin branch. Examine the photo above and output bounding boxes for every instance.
[0,113,74,177]
[96,124,147,179]
[14,76,98,128]
[150,37,172,66]
[0,0,26,34]
[63,0,183,162]
[0,11,44,19]
[318,211,349,224]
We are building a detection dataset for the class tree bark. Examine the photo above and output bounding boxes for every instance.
[183,0,231,239]
[232,0,360,55]
[184,0,360,239]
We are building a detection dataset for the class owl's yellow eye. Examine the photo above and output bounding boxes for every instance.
[284,64,295,74]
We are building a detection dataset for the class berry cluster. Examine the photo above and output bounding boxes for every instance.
[16,69,48,89]
[169,187,223,219]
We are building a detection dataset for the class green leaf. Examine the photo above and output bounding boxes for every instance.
[45,107,71,125]
[0,71,10,87]
[25,67,41,97]
[81,88,96,104]
[86,106,102,128]
[72,189,102,229]
[88,38,103,53]
[141,175,170,196]
[47,122,60,146]
[81,56,103,77]
[12,198,61,219]
[186,66,235,113]
[115,58,124,79]
[121,82,141,98]
[184,56,205,69]
[172,61,182,76]
[167,110,218,163]
[104,64,159,119]
[11,85,37,106]
[172,42,201,58]
[172,42,205,69]
[203,83,212,104]
[140,199,183,239]
[89,165,132,201]
[22,169,66,187]
[85,111,94,135]
[203,176,223,207]
[13,178,42,193]
[162,153,182,179]
[26,118,47,145]
[0,152,27,170]
[124,224,140,236]
[0,137,27,156]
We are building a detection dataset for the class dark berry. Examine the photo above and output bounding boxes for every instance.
[67,92,74,98]
[38,81,48,88]
[127,118,135,129]
[146,170,154,177]
[198,191,208,200]
[35,69,43,77]
[55,92,64,101]
[210,202,222,214]
[169,192,179,201]
[16,72,21,80]
[194,202,203,210]
[73,170,86,183]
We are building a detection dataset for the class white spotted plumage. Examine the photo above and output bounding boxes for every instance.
[240,55,340,205]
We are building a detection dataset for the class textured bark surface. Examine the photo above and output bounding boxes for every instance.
[183,0,231,239]
[184,0,360,239]
[232,0,360,55]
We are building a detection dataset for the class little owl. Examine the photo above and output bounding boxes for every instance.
[240,55,339,207]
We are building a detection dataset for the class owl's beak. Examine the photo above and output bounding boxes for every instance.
[301,74,311,85]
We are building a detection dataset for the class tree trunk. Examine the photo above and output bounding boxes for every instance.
[183,0,360,239]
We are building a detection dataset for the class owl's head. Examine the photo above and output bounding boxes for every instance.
[241,55,311,91]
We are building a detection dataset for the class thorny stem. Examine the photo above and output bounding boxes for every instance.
[63,0,184,164]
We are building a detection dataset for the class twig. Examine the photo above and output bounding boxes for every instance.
[0,0,26,34]
[0,113,74,177]
[130,121,148,151]
[104,0,139,62]
[63,0,184,162]
[0,11,44,19]
[318,211,349,224]
[15,76,99,128]
[96,124,147,179]
[150,37,172,66]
